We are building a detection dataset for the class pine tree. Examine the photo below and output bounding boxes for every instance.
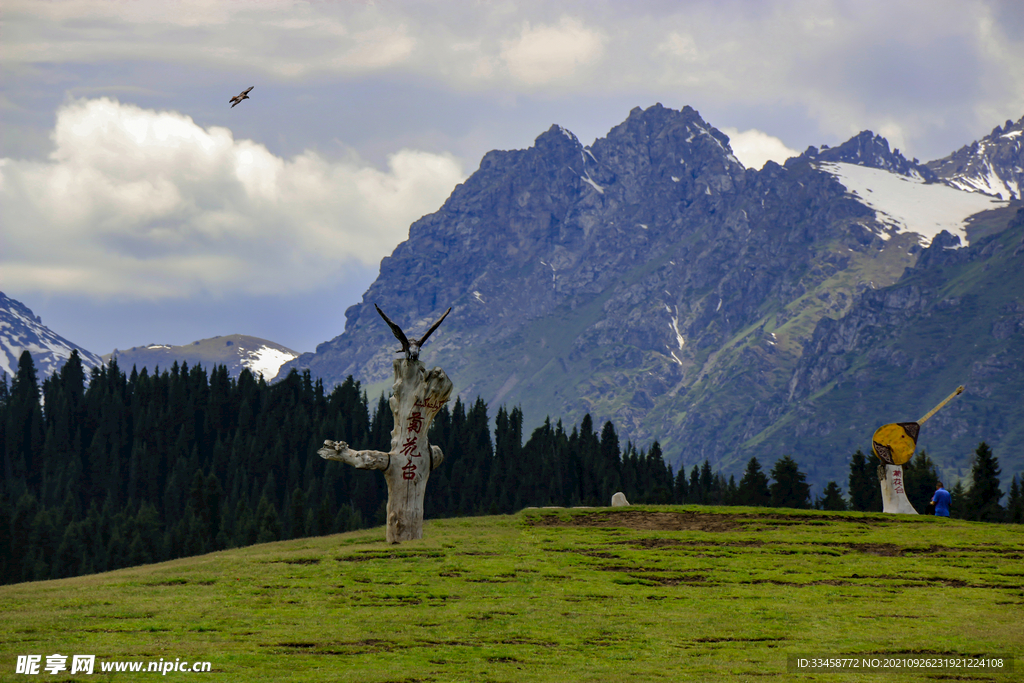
[769,456,811,509]
[966,442,1003,522]
[644,442,672,503]
[11,491,40,583]
[287,487,306,539]
[673,466,689,504]
[848,450,881,512]
[699,460,714,502]
[5,352,44,491]
[1005,476,1023,524]
[598,421,622,501]
[255,494,280,543]
[736,457,771,507]
[724,475,738,506]
[687,465,701,504]
[949,481,966,519]
[902,450,940,514]
[0,493,12,583]
[815,481,848,511]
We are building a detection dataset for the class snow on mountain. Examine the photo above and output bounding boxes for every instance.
[943,152,1021,200]
[241,345,299,380]
[927,115,1024,200]
[1,291,103,380]
[817,161,1008,246]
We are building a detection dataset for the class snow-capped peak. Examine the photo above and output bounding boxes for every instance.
[1,292,103,381]
[105,334,299,381]
[926,114,1024,200]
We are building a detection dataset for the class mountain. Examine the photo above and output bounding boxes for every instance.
[760,208,1024,486]
[1,291,104,380]
[105,335,299,380]
[279,104,1023,490]
[800,130,936,180]
[927,114,1024,200]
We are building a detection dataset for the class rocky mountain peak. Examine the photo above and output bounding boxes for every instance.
[800,130,937,180]
[926,113,1024,199]
[277,105,1023,491]
[278,103,882,466]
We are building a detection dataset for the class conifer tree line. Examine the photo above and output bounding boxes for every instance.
[1,350,1021,585]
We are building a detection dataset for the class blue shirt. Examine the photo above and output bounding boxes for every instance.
[932,488,951,516]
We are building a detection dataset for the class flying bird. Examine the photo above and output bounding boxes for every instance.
[375,305,452,361]
[230,86,254,108]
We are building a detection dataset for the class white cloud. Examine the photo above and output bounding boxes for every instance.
[656,31,703,62]
[0,98,465,300]
[500,16,606,86]
[720,127,799,169]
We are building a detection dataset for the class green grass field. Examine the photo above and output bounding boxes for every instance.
[2,506,1021,682]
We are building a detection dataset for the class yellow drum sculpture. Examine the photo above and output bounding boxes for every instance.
[871,386,964,466]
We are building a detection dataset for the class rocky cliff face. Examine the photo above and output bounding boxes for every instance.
[281,104,938,481]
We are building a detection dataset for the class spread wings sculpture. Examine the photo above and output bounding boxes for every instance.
[375,305,451,361]
[230,86,253,108]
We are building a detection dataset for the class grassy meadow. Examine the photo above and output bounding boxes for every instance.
[1,506,1022,682]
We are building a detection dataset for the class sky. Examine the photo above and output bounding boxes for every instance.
[2,0,1023,357]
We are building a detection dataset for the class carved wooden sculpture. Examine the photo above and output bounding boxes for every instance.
[318,306,453,543]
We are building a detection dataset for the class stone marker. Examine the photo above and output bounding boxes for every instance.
[611,492,630,507]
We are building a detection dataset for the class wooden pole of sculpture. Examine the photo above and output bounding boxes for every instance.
[318,306,453,543]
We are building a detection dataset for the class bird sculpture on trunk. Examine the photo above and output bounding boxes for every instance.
[230,86,253,108]
[375,304,451,361]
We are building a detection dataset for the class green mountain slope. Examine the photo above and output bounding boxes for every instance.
[754,208,1024,488]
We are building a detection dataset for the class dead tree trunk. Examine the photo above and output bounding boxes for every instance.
[318,358,453,543]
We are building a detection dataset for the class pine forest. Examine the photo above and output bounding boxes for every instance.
[1,350,1020,585]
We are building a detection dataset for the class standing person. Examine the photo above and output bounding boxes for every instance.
[929,481,952,517]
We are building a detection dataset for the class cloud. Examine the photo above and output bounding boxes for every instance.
[0,98,465,300]
[720,127,799,169]
[4,1,1024,165]
[500,16,606,86]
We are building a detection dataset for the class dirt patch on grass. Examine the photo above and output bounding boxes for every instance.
[273,639,397,655]
[526,510,882,531]
[270,557,321,565]
[842,543,905,556]
[336,550,445,562]
[529,511,740,531]
[693,636,786,643]
[617,538,766,548]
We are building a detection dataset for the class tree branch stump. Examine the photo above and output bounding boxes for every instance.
[319,358,453,543]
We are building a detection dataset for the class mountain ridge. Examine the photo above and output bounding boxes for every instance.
[281,103,1007,487]
[1,291,104,380]
[927,114,1024,200]
[105,334,299,381]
